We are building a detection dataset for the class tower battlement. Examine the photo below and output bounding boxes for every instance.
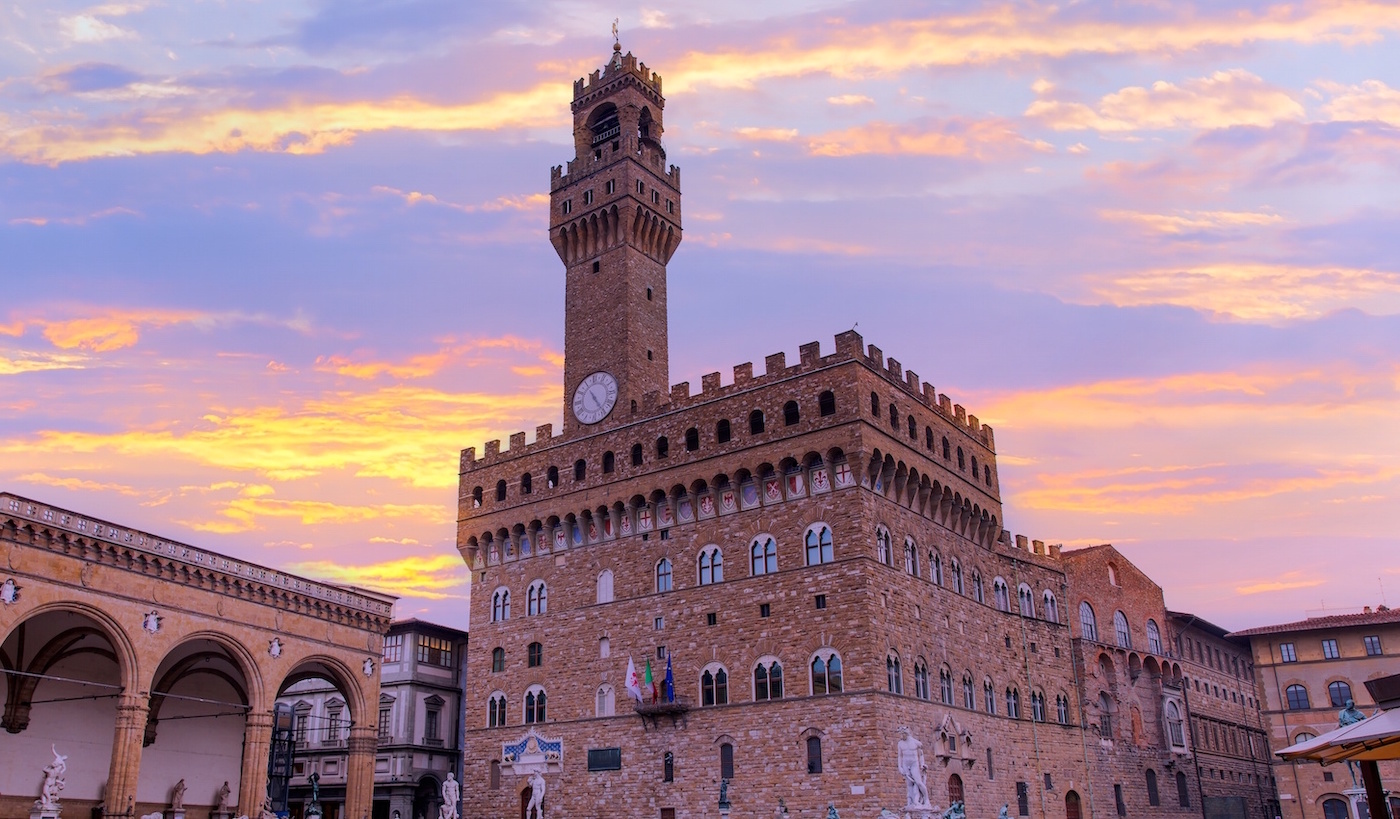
[572,47,663,102]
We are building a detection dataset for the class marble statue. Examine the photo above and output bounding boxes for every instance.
[36,746,68,813]
[998,805,1010,819]
[215,782,232,814]
[258,796,277,819]
[525,771,545,819]
[170,780,187,811]
[439,773,460,819]
[897,727,931,808]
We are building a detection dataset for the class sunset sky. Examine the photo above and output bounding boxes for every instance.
[4,0,1399,631]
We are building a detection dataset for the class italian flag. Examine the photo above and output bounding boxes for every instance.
[645,658,657,703]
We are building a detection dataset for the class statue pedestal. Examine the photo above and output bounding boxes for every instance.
[212,811,233,819]
[307,803,324,819]
[30,807,62,819]
[167,810,185,819]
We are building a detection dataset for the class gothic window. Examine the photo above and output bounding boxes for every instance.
[993,577,1010,612]
[871,392,881,416]
[574,459,586,480]
[527,641,542,668]
[716,419,731,443]
[1006,687,1021,719]
[1146,769,1160,806]
[488,692,506,727]
[942,437,951,460]
[524,687,546,724]
[1328,680,1353,707]
[963,673,975,709]
[807,736,823,774]
[749,409,765,434]
[985,465,992,486]
[908,415,918,440]
[925,426,934,450]
[1099,691,1113,736]
[1057,694,1070,725]
[811,650,843,694]
[631,443,644,466]
[984,679,996,714]
[1018,583,1035,617]
[904,537,919,576]
[751,535,777,576]
[913,660,930,700]
[754,659,784,701]
[1166,701,1185,746]
[495,480,507,501]
[720,742,735,780]
[876,526,893,566]
[547,466,558,487]
[527,580,547,615]
[656,436,669,458]
[971,455,978,477]
[491,588,510,622]
[972,570,984,604]
[932,551,943,585]
[602,451,615,473]
[805,524,834,566]
[940,665,954,704]
[1031,691,1046,722]
[951,559,964,594]
[1176,772,1190,808]
[887,403,898,430]
[596,569,614,604]
[957,447,965,470]
[471,486,482,507]
[656,558,673,593]
[1114,610,1131,648]
[685,427,699,451]
[596,684,615,717]
[1147,619,1163,654]
[819,390,836,416]
[1043,590,1059,623]
[699,546,724,585]
[521,472,533,493]
[1079,602,1098,641]
[784,401,800,426]
[886,653,903,694]
[599,637,610,658]
[701,665,729,706]
[491,647,505,673]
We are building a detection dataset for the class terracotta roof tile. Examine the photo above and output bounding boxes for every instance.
[1228,607,1400,638]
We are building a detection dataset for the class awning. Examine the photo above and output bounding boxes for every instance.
[1276,708,1400,764]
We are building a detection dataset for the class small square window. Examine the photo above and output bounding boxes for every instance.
[760,603,771,618]
[584,190,594,205]
[1280,642,1297,662]
[1005,635,1012,648]
[707,612,717,626]
[646,287,653,301]
[1054,647,1061,658]
[637,180,645,194]
[660,529,669,540]
[1322,639,1339,659]
[606,180,616,194]
[592,260,600,273]
[1365,635,1382,656]
[666,200,674,214]
[654,617,664,630]
[815,595,827,610]
[647,349,653,360]
[656,646,666,660]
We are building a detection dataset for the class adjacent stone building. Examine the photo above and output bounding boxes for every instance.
[450,43,1276,819]
[1230,608,1400,819]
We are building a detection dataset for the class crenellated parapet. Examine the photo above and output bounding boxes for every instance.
[571,48,663,104]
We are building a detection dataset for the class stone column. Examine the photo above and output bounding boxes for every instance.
[345,725,378,819]
[238,711,273,815]
[104,693,150,819]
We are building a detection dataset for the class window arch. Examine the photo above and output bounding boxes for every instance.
[599,637,610,658]
[487,692,506,727]
[957,446,965,470]
[932,550,943,586]
[949,774,965,804]
[491,588,511,622]
[754,657,784,701]
[546,466,558,487]
[963,673,975,709]
[1113,610,1132,648]
[602,452,615,473]
[886,652,903,694]
[875,526,893,566]
[807,735,823,774]
[523,686,546,724]
[805,523,834,566]
[913,660,930,700]
[993,577,1011,611]
[908,415,918,440]
[1175,772,1190,808]
[574,459,586,480]
[750,535,777,576]
[1017,583,1035,617]
[716,419,731,443]
[1079,602,1098,641]
[951,559,964,594]
[819,390,836,416]
[904,537,919,576]
[596,569,614,604]
[1147,619,1163,654]
[1328,680,1353,708]
[685,427,699,451]
[971,454,978,478]
[701,664,729,706]
[656,558,673,593]
[596,684,615,717]
[698,546,723,585]
[1098,691,1113,735]
[1031,690,1046,722]
[984,678,996,714]
[749,409,765,434]
[925,426,934,450]
[1322,800,1349,819]
[527,641,542,667]
[491,647,505,673]
[1006,687,1021,719]
[811,649,843,694]
[871,391,881,417]
[1146,769,1160,807]
[784,401,800,426]
[656,436,669,458]
[1056,693,1070,725]
[889,402,899,429]
[495,480,507,501]
[942,437,951,460]
[940,665,954,704]
[527,580,547,616]
[972,570,984,604]
[631,443,644,466]
[1043,590,1059,623]
[1166,701,1185,745]
[471,485,483,507]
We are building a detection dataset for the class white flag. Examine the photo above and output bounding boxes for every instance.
[625,656,643,702]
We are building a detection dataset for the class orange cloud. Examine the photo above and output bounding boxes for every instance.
[1235,573,1326,595]
[0,350,90,374]
[13,472,145,496]
[191,492,448,533]
[285,554,468,600]
[371,187,549,213]
[1319,79,1400,125]
[37,309,203,351]
[806,119,1033,158]
[1099,209,1287,235]
[1027,70,1304,132]
[316,335,562,380]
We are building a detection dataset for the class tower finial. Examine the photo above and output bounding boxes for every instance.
[612,18,620,49]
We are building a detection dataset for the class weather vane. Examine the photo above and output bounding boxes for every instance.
[612,18,619,45]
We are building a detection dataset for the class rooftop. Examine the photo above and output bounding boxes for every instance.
[1229,606,1400,638]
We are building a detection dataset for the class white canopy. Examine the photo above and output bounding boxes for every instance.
[1276,708,1400,764]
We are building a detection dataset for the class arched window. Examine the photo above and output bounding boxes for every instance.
[1066,791,1082,819]
[716,419,731,443]
[1146,769,1160,807]
[957,446,965,470]
[970,455,978,478]
[875,526,892,566]
[904,537,919,576]
[984,679,996,714]
[491,588,511,622]
[698,546,723,585]
[871,392,881,416]
[599,637,610,658]
[1018,583,1035,617]
[951,559,964,594]
[940,666,954,704]
[1328,680,1353,708]
[1079,602,1098,641]
[656,558,673,593]
[754,659,784,701]
[925,427,934,450]
[812,650,843,694]
[1147,619,1162,653]
[491,647,505,673]
[949,774,965,804]
[602,451,615,473]
[656,436,669,458]
[984,465,992,486]
[913,661,930,700]
[527,641,542,667]
[1114,610,1131,648]
[886,653,903,694]
[524,687,546,724]
[807,736,823,774]
[751,535,777,575]
[521,473,535,494]
[889,403,899,429]
[701,665,729,705]
[527,580,547,616]
[932,551,943,585]
[1166,701,1184,745]
[685,427,699,451]
[495,480,507,501]
[819,390,836,416]
[1108,563,1119,586]
[596,569,614,604]
[1031,691,1045,722]
[1043,590,1059,623]
[574,459,586,480]
[471,486,483,507]
[596,684,615,717]
[1006,687,1021,718]
[784,401,800,426]
[963,673,975,709]
[1098,691,1113,735]
[908,415,918,440]
[1176,772,1190,808]
[1057,694,1070,725]
[749,409,766,434]
[487,692,506,727]
[972,570,985,604]
[942,437,951,460]
[805,524,834,566]
[663,751,674,782]
[720,742,735,780]
[993,577,1010,611]
[631,443,644,466]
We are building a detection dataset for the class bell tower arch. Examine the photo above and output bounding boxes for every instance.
[550,42,682,436]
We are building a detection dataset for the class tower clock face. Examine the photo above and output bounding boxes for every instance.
[572,371,618,425]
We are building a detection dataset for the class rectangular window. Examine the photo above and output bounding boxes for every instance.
[657,646,666,660]
[666,200,673,214]
[583,190,594,205]
[707,612,717,626]
[382,634,404,663]
[651,190,660,204]
[760,603,771,618]
[1365,635,1383,655]
[417,635,453,667]
[378,708,391,741]
[424,708,440,741]
[562,200,572,215]
[815,594,827,610]
[1280,642,1297,662]
[1017,782,1030,816]
[1115,784,1126,817]
[720,743,735,780]
[661,810,676,819]
[587,748,623,772]
[637,180,645,194]
[1322,639,1339,659]
[654,617,664,630]
[605,180,616,195]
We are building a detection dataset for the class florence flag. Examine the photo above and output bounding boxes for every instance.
[625,657,643,702]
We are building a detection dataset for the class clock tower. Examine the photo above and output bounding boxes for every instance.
[550,42,682,435]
